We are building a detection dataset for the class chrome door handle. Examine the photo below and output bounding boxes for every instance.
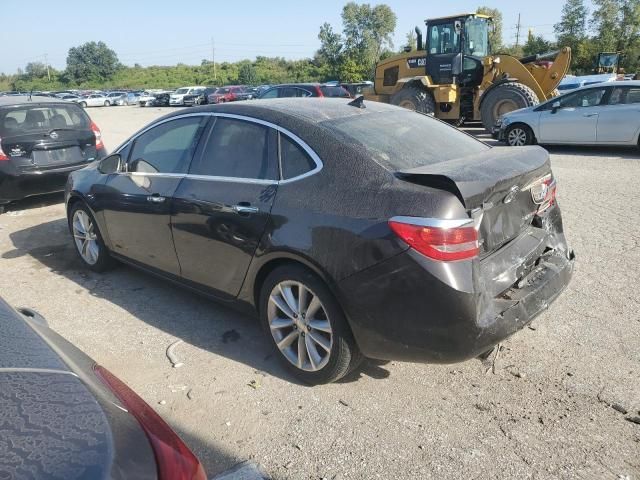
[232,204,259,214]
[146,195,165,203]
[583,113,598,117]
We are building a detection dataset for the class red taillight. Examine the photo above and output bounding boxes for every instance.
[389,219,479,261]
[90,121,104,150]
[94,365,207,480]
[0,137,8,161]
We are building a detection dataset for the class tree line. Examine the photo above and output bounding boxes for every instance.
[2,0,640,92]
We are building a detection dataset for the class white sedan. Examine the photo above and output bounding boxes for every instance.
[494,80,640,147]
[77,94,111,108]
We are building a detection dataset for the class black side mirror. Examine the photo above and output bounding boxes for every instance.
[98,154,122,174]
[551,101,561,114]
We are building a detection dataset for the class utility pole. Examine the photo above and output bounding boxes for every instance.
[44,53,51,82]
[211,37,217,82]
[514,13,522,49]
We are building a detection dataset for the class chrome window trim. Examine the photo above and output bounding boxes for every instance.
[112,111,323,185]
[389,216,474,229]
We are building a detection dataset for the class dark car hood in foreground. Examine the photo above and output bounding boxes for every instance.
[0,299,112,479]
[0,298,157,480]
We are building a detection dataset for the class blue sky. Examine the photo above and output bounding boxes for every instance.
[0,0,593,74]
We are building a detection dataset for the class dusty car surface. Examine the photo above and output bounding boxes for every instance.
[65,98,574,384]
[0,295,206,480]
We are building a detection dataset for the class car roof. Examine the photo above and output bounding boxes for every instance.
[569,80,640,92]
[161,97,401,126]
[0,96,79,107]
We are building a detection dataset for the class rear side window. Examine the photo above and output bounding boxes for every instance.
[0,104,89,136]
[320,86,351,98]
[128,116,206,174]
[192,118,276,180]
[280,134,316,179]
[609,87,640,105]
[323,110,488,171]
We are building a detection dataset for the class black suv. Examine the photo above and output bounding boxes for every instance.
[0,96,106,212]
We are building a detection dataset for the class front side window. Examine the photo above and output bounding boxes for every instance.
[128,116,206,174]
[280,134,316,179]
[558,88,607,108]
[428,22,460,54]
[191,118,276,180]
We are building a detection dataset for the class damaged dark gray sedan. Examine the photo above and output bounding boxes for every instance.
[65,99,574,384]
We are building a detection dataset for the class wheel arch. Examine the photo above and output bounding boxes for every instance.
[66,192,111,246]
[248,252,338,311]
[504,121,537,144]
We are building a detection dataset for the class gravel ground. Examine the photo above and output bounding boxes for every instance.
[0,105,638,480]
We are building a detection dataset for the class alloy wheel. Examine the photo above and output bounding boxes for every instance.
[267,281,333,372]
[507,127,528,146]
[72,210,99,265]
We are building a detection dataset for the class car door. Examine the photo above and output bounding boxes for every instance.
[538,87,607,144]
[171,115,279,298]
[596,86,640,144]
[97,115,208,275]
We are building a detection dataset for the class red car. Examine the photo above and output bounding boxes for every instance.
[207,86,246,104]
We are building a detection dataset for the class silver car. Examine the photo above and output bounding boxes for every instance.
[77,94,111,108]
[495,80,640,147]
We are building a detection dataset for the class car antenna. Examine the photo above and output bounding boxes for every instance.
[348,95,366,109]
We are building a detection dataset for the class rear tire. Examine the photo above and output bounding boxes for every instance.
[480,82,539,132]
[259,265,362,385]
[104,100,110,106]
[79,101,87,108]
[390,85,435,115]
[504,124,536,146]
[68,202,114,273]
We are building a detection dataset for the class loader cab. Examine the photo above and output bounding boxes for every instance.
[425,14,490,86]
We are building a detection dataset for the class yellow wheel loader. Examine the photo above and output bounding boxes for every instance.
[364,13,571,131]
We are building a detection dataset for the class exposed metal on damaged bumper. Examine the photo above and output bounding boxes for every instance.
[338,221,575,363]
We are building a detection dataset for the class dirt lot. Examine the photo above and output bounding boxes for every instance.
[1,105,639,479]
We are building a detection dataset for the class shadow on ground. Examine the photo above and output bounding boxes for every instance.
[5,218,390,387]
[3,192,65,213]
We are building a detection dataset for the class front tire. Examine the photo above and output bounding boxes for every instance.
[390,85,435,115]
[504,124,535,146]
[79,101,87,108]
[104,100,110,106]
[259,265,362,384]
[69,202,113,272]
[480,82,539,132]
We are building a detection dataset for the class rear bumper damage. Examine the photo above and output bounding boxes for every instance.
[338,210,574,363]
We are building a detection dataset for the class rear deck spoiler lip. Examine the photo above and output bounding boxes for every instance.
[395,146,551,209]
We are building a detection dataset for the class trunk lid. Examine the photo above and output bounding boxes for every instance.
[396,146,551,254]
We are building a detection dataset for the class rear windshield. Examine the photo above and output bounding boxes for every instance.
[320,86,351,98]
[0,104,90,137]
[175,88,189,94]
[322,110,489,170]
